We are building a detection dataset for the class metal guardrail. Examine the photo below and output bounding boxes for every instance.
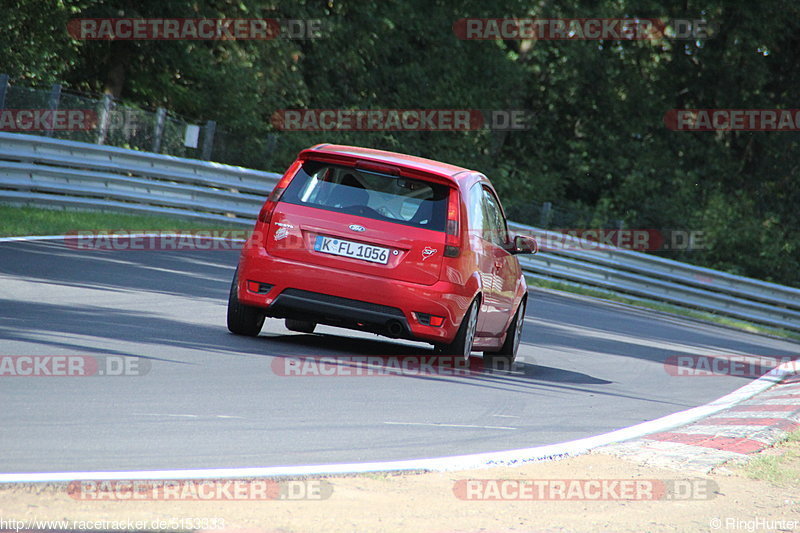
[1,132,798,332]
[514,237,800,331]
[0,132,277,224]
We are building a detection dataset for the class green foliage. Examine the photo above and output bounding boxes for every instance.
[0,0,81,84]
[3,0,799,286]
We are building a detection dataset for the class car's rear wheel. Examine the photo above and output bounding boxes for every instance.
[285,318,317,333]
[483,298,526,369]
[226,268,265,336]
[438,299,479,361]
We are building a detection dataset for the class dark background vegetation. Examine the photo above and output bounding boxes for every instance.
[2,0,798,287]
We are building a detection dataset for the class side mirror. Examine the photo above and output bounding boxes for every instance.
[511,234,538,255]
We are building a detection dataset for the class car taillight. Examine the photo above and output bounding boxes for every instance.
[444,187,461,257]
[257,171,294,225]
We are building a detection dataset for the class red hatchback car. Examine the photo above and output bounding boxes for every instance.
[228,144,537,365]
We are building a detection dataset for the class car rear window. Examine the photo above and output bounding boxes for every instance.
[280,161,449,231]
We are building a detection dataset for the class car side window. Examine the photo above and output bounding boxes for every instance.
[468,182,509,246]
[481,187,509,247]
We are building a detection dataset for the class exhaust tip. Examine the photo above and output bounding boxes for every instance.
[386,320,404,338]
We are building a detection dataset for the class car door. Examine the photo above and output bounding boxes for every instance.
[479,186,516,335]
[466,182,496,336]
[467,182,515,337]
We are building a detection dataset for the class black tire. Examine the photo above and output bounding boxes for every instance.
[285,318,317,333]
[439,299,479,361]
[483,298,526,369]
[226,268,265,336]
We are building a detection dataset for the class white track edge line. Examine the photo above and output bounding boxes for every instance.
[1,362,795,483]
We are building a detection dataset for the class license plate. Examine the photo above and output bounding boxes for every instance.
[314,236,390,264]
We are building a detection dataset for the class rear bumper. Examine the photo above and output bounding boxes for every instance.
[268,288,412,339]
[236,246,475,343]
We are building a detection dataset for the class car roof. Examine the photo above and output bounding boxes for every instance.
[300,144,475,181]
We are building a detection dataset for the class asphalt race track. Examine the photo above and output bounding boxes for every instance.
[1,239,798,474]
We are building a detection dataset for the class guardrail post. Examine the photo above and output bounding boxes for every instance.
[152,106,166,152]
[202,120,216,160]
[0,74,8,109]
[45,83,62,137]
[265,133,277,160]
[539,201,552,228]
[96,93,113,145]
